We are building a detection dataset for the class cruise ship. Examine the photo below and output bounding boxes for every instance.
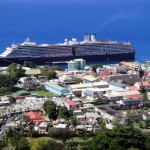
[0,34,135,66]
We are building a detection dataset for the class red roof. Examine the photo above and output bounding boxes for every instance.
[112,72,119,76]
[128,86,139,91]
[89,72,97,75]
[100,71,110,75]
[65,100,76,106]
[124,94,141,99]
[97,75,107,79]
[136,81,150,86]
[47,69,53,73]
[24,111,45,123]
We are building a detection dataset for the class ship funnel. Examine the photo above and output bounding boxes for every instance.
[84,34,89,42]
[91,34,96,42]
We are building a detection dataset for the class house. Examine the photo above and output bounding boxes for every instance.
[106,74,141,85]
[104,90,140,100]
[109,81,128,92]
[19,76,40,87]
[24,111,45,123]
[127,86,139,91]
[65,100,77,110]
[134,81,150,90]
[95,106,126,123]
[44,82,71,96]
[143,113,150,120]
[25,69,41,76]
[82,75,98,83]
[117,99,140,109]
[38,122,48,134]
[85,112,101,120]
[12,90,31,99]
[73,110,82,115]
[58,75,76,84]
[123,94,141,100]
[96,66,115,74]
[127,113,143,122]
[54,124,68,129]
[82,88,108,100]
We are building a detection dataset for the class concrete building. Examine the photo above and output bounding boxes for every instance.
[44,82,71,96]
[68,59,86,71]
[96,64,127,74]
[106,74,141,85]
[69,81,109,97]
[82,88,108,100]
[82,75,99,83]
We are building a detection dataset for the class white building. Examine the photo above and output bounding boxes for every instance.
[96,64,126,74]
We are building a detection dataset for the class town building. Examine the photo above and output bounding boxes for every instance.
[44,82,71,96]
[69,81,109,97]
[68,59,86,71]
[24,111,45,123]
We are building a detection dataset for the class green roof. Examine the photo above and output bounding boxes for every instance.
[25,69,41,75]
[110,81,125,88]
[12,90,31,97]
[82,75,97,82]
[44,82,67,91]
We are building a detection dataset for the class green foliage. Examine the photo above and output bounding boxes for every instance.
[7,63,25,78]
[18,138,30,150]
[94,98,107,105]
[87,126,147,150]
[48,65,63,71]
[70,116,78,126]
[46,72,57,80]
[29,137,63,150]
[48,129,74,142]
[91,64,103,72]
[23,61,37,68]
[43,100,58,120]
[0,63,25,90]
[144,119,150,129]
[58,106,73,119]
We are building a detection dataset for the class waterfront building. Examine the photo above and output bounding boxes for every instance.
[68,59,86,71]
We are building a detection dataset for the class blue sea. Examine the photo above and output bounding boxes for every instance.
[0,0,150,63]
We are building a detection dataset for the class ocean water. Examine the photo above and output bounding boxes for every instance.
[0,0,150,62]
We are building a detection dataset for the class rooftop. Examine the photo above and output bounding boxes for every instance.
[25,69,41,75]
[44,82,68,91]
[65,100,76,106]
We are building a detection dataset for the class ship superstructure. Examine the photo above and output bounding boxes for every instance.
[0,34,135,66]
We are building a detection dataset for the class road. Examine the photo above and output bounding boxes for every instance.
[0,114,13,140]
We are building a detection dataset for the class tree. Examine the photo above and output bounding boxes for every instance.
[58,106,73,119]
[94,98,107,105]
[70,116,78,126]
[46,72,57,80]
[144,119,150,129]
[49,65,63,71]
[87,126,146,150]
[29,137,63,150]
[18,138,30,150]
[43,100,58,120]
[23,61,37,68]
[91,64,103,72]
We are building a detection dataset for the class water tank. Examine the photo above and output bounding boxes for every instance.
[91,34,96,42]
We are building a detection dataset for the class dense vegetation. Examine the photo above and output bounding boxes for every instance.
[91,64,103,72]
[43,100,73,120]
